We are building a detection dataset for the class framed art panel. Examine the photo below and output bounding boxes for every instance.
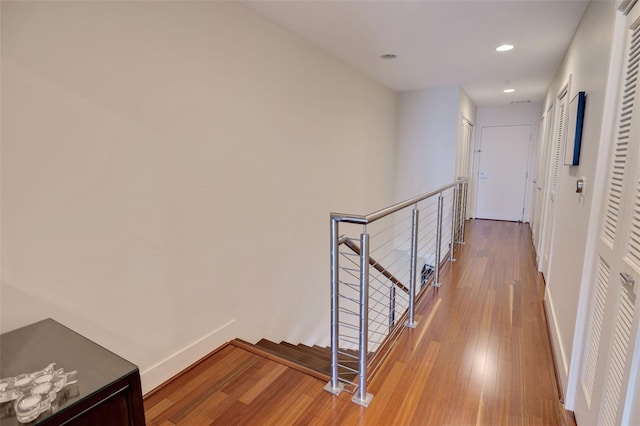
[564,91,586,166]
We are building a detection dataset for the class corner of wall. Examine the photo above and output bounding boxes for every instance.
[458,87,478,123]
[140,319,238,394]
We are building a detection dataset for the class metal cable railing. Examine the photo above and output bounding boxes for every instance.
[324,178,469,406]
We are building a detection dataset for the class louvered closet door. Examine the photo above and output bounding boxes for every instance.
[541,89,568,277]
[575,5,640,425]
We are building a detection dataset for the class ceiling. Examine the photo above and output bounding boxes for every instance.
[240,0,590,106]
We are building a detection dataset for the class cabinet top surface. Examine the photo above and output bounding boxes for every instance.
[0,318,139,425]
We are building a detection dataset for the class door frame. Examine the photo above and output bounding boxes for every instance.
[533,104,554,260]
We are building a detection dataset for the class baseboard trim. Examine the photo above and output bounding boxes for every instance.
[543,295,578,425]
[141,318,237,395]
[142,341,231,401]
[542,293,566,403]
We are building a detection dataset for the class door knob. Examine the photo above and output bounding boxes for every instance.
[620,272,635,289]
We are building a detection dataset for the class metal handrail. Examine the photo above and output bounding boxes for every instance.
[325,177,469,407]
[330,179,467,224]
[338,236,410,294]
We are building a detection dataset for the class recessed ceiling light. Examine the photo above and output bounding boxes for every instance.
[496,44,514,52]
[504,88,515,93]
[380,53,397,60]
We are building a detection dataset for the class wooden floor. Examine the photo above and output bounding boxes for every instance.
[144,220,571,425]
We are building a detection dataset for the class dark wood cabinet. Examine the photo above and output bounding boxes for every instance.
[0,319,145,425]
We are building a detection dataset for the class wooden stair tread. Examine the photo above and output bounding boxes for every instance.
[282,342,329,358]
[255,339,331,374]
[231,339,330,382]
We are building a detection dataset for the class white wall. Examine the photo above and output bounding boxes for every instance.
[537,1,616,393]
[459,89,477,127]
[474,102,542,222]
[395,86,475,201]
[0,1,397,393]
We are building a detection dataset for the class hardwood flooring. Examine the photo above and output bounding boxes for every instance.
[144,220,570,425]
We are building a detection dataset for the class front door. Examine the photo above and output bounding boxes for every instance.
[474,124,531,221]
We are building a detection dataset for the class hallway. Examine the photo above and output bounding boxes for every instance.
[144,220,570,425]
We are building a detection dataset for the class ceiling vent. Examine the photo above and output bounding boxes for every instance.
[511,100,531,104]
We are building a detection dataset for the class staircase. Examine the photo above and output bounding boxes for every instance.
[234,178,469,406]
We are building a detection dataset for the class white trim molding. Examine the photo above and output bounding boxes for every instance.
[141,319,237,394]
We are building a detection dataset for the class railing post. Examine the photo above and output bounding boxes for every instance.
[450,186,458,262]
[434,194,444,288]
[460,182,468,244]
[353,230,373,407]
[324,217,344,395]
[406,207,419,328]
[389,285,396,333]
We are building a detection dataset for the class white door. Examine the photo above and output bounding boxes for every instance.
[457,117,475,219]
[533,105,553,255]
[542,85,569,276]
[475,125,531,221]
[575,5,640,424]
[530,115,545,244]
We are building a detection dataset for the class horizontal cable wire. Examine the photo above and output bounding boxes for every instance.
[337,365,359,374]
[338,294,361,304]
[339,266,360,275]
[338,322,360,332]
[338,336,360,346]
[338,307,360,316]
[369,215,412,240]
[369,232,411,257]
[337,351,359,360]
